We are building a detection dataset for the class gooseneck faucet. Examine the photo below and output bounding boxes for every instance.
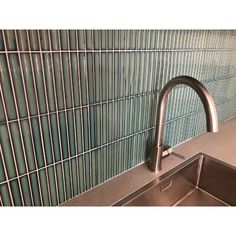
[150,76,219,173]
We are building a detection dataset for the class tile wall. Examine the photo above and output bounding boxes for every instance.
[0,30,236,206]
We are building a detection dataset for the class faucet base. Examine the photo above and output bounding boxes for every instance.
[150,145,163,173]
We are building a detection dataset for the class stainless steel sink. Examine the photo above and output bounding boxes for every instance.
[114,153,236,206]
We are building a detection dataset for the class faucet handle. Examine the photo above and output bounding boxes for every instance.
[162,145,172,157]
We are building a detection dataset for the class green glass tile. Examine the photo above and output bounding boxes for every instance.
[20,176,32,206]
[0,150,6,183]
[101,104,107,144]
[17,30,28,51]
[52,53,64,109]
[41,116,53,165]
[55,163,65,203]
[48,166,58,206]
[71,158,78,196]
[59,112,69,159]
[31,118,44,168]
[93,53,101,103]
[62,53,72,108]
[77,155,85,193]
[93,30,100,50]
[32,53,47,114]
[71,53,80,107]
[0,54,17,120]
[0,95,4,123]
[75,109,83,154]
[67,110,76,156]
[79,53,88,105]
[0,125,16,178]
[1,30,236,206]
[0,184,12,206]
[39,30,49,51]
[69,30,77,50]
[85,30,93,50]
[20,54,38,116]
[4,30,16,51]
[39,169,50,206]
[50,114,61,162]
[64,160,72,200]
[43,53,56,112]
[90,150,96,187]
[87,53,95,104]
[113,52,119,99]
[77,31,84,50]
[10,179,23,206]
[95,105,101,147]
[0,31,4,50]
[21,120,36,172]
[89,106,96,148]
[101,52,107,101]
[30,172,41,206]
[50,30,59,50]
[113,101,118,140]
[59,30,68,50]
[82,108,90,150]
[84,153,93,190]
[9,122,26,175]
[108,53,113,100]
[107,102,113,142]
[28,30,39,51]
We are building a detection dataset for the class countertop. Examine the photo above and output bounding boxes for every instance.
[61,117,236,206]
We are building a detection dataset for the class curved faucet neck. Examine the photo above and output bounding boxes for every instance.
[151,76,218,173]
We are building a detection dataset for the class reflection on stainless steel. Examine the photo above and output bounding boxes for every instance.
[114,153,236,206]
[151,76,219,173]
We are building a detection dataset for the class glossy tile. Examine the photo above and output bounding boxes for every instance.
[1,30,236,206]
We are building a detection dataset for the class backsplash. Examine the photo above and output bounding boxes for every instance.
[1,30,236,206]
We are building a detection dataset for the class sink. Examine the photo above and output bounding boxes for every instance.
[114,153,236,206]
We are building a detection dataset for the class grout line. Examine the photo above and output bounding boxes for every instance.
[2,48,236,54]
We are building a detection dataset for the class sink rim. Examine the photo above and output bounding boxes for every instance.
[113,152,236,206]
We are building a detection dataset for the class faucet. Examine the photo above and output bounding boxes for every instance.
[150,75,218,173]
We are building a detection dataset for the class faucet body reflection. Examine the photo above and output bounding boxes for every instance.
[150,76,218,173]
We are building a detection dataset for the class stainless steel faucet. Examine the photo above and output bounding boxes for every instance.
[150,76,219,173]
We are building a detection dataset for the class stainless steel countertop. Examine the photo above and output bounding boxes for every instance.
[61,117,236,206]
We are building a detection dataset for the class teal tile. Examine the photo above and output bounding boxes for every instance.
[0,124,17,178]
[0,184,12,206]
[55,163,65,203]
[39,30,50,51]
[39,168,50,206]
[42,53,56,112]
[48,165,58,206]
[20,54,38,116]
[1,30,236,207]
[30,172,42,206]
[28,30,39,51]
[20,176,32,206]
[10,179,23,206]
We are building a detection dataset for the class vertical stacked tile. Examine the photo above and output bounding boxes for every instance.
[0,30,236,206]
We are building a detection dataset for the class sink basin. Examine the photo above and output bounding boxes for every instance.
[114,153,236,206]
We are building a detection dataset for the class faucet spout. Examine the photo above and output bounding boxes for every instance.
[150,76,218,173]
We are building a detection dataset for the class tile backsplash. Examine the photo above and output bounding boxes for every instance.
[0,30,236,206]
